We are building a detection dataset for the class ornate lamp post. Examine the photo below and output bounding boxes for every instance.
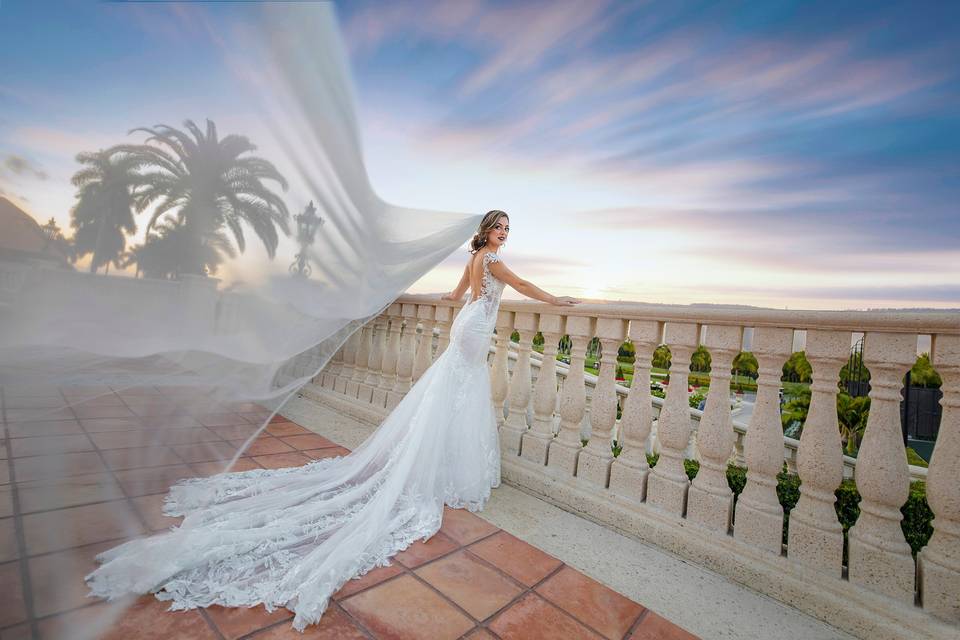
[289,200,323,277]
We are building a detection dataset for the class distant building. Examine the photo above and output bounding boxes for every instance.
[0,197,72,267]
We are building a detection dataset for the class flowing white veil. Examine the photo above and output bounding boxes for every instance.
[0,3,477,633]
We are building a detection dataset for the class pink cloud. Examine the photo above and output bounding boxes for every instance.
[8,126,121,158]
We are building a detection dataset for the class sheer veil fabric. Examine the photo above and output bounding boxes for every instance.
[0,3,491,632]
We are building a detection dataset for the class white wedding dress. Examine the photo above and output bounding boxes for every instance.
[86,252,506,630]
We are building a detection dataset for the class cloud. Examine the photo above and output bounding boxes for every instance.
[343,0,616,97]
[6,126,122,158]
[4,154,48,180]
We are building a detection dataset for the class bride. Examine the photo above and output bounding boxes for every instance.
[86,209,579,630]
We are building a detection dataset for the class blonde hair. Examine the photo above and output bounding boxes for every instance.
[469,210,508,254]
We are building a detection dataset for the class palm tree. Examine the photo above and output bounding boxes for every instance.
[836,392,870,456]
[115,119,290,276]
[123,218,236,280]
[69,150,141,273]
[39,217,74,263]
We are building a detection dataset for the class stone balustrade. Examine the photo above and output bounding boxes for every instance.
[312,295,958,640]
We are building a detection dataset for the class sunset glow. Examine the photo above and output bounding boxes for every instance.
[1,1,957,310]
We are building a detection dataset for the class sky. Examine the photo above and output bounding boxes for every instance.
[0,0,958,310]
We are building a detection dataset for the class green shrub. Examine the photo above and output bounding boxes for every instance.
[640,458,933,559]
[906,447,928,468]
[688,391,706,408]
[726,465,747,495]
[901,482,934,555]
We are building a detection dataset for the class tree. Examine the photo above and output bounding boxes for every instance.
[836,392,870,455]
[782,351,812,383]
[652,344,671,370]
[123,218,236,279]
[39,217,74,262]
[910,353,942,388]
[780,386,811,434]
[116,119,290,276]
[839,350,871,388]
[731,351,758,379]
[69,149,141,273]
[690,345,711,372]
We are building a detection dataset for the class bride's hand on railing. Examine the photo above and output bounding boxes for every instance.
[550,296,581,306]
[440,292,461,301]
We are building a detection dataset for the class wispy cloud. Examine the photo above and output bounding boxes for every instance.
[6,126,124,158]
[3,155,48,180]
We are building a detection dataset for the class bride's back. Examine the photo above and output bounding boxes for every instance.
[468,250,494,302]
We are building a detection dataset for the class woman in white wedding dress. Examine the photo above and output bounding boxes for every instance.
[86,210,579,630]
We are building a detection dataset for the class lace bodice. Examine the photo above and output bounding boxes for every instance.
[475,251,505,310]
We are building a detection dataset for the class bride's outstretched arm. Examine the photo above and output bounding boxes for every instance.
[441,262,470,301]
[488,260,580,307]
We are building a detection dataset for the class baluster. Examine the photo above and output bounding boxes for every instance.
[490,312,513,429]
[435,305,453,357]
[382,310,403,409]
[609,320,659,502]
[393,304,417,396]
[847,332,916,602]
[359,316,386,403]
[732,429,746,467]
[646,322,698,516]
[321,346,341,389]
[548,315,594,476]
[787,329,847,577]
[734,326,793,554]
[502,312,537,456]
[412,305,436,382]
[920,334,960,622]
[335,330,357,394]
[578,318,627,488]
[522,313,562,465]
[373,306,401,407]
[345,326,367,398]
[687,325,743,532]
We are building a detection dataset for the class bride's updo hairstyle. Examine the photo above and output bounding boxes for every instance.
[470,210,508,254]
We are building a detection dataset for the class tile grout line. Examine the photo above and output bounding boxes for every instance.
[472,554,631,640]
[475,561,568,631]
[527,563,639,640]
[326,599,378,640]
[404,550,490,628]
[2,386,45,640]
[1,386,40,639]
[623,608,650,640]
[333,529,513,635]
[68,387,159,537]
[197,606,227,640]
[7,395,319,636]
[393,528,564,635]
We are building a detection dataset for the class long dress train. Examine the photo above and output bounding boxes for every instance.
[85,252,506,630]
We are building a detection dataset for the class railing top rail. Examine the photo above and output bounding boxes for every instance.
[396,293,960,335]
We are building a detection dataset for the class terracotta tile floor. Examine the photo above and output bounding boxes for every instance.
[0,385,698,640]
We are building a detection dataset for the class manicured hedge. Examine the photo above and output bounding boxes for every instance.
[644,454,933,557]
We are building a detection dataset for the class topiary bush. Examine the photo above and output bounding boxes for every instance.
[641,456,933,559]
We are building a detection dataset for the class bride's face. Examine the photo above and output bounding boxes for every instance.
[485,216,510,250]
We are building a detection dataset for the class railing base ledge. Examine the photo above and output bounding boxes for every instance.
[499,454,957,640]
